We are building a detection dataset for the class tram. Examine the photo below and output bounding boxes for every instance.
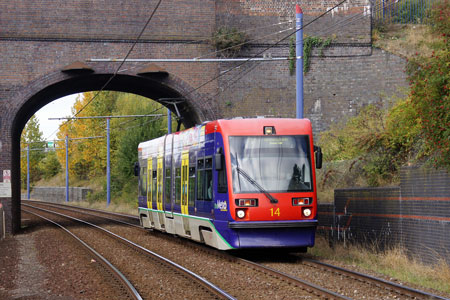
[136,118,322,250]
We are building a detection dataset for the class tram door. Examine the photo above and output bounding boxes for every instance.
[146,157,153,209]
[181,151,190,234]
[156,155,165,227]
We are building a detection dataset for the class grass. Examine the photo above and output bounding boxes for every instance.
[68,200,138,216]
[372,24,439,59]
[309,237,450,295]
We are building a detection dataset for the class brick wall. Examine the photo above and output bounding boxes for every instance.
[216,0,371,43]
[0,0,408,234]
[318,166,450,265]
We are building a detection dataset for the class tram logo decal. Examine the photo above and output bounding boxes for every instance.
[215,200,228,211]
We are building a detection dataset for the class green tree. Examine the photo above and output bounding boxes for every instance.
[39,150,61,179]
[56,91,118,179]
[55,91,170,203]
[20,115,45,187]
[110,93,167,199]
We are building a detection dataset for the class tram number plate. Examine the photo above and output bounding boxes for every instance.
[270,208,280,217]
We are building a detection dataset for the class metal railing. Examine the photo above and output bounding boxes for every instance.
[372,0,435,24]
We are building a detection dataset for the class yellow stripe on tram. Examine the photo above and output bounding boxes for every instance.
[181,150,189,215]
[157,155,164,211]
[146,157,152,210]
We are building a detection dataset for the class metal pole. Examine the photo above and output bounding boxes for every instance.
[65,135,69,202]
[27,145,30,199]
[106,118,111,206]
[167,109,172,134]
[296,4,304,119]
[89,57,289,63]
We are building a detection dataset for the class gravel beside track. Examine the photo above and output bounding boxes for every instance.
[243,254,431,299]
[1,212,124,300]
[22,205,229,300]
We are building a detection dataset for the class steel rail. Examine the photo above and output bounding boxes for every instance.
[22,208,143,300]
[23,200,140,226]
[23,203,236,300]
[303,258,449,300]
[23,199,139,220]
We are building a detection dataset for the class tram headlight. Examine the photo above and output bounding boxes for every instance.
[236,209,246,219]
[303,208,312,217]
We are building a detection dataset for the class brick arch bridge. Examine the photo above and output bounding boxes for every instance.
[1,0,408,234]
[7,63,217,233]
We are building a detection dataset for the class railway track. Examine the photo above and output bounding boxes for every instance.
[23,201,449,300]
[22,208,143,300]
[22,203,234,300]
[23,201,348,299]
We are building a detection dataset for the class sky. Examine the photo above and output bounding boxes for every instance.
[34,94,79,141]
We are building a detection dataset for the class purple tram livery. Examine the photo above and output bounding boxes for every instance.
[136,118,322,250]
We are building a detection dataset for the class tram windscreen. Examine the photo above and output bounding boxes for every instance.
[229,135,313,193]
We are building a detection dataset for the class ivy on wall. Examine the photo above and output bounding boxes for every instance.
[289,36,333,75]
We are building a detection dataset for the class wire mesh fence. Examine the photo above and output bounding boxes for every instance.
[371,0,435,24]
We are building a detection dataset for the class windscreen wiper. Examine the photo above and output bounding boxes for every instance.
[236,166,278,204]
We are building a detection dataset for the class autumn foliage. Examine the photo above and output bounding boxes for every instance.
[408,0,449,167]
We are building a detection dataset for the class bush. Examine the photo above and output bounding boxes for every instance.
[319,99,423,186]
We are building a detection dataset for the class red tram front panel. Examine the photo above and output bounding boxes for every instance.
[209,118,318,248]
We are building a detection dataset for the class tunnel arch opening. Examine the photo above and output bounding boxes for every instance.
[9,68,216,233]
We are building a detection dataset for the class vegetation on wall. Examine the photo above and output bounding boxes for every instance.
[289,36,332,75]
[211,27,247,57]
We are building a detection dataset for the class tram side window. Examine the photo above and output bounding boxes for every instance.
[197,158,204,200]
[217,156,227,194]
[165,168,171,204]
[205,169,213,200]
[175,167,181,205]
[205,157,213,201]
[197,157,213,201]
[152,170,157,203]
[188,166,195,206]
[139,166,147,196]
